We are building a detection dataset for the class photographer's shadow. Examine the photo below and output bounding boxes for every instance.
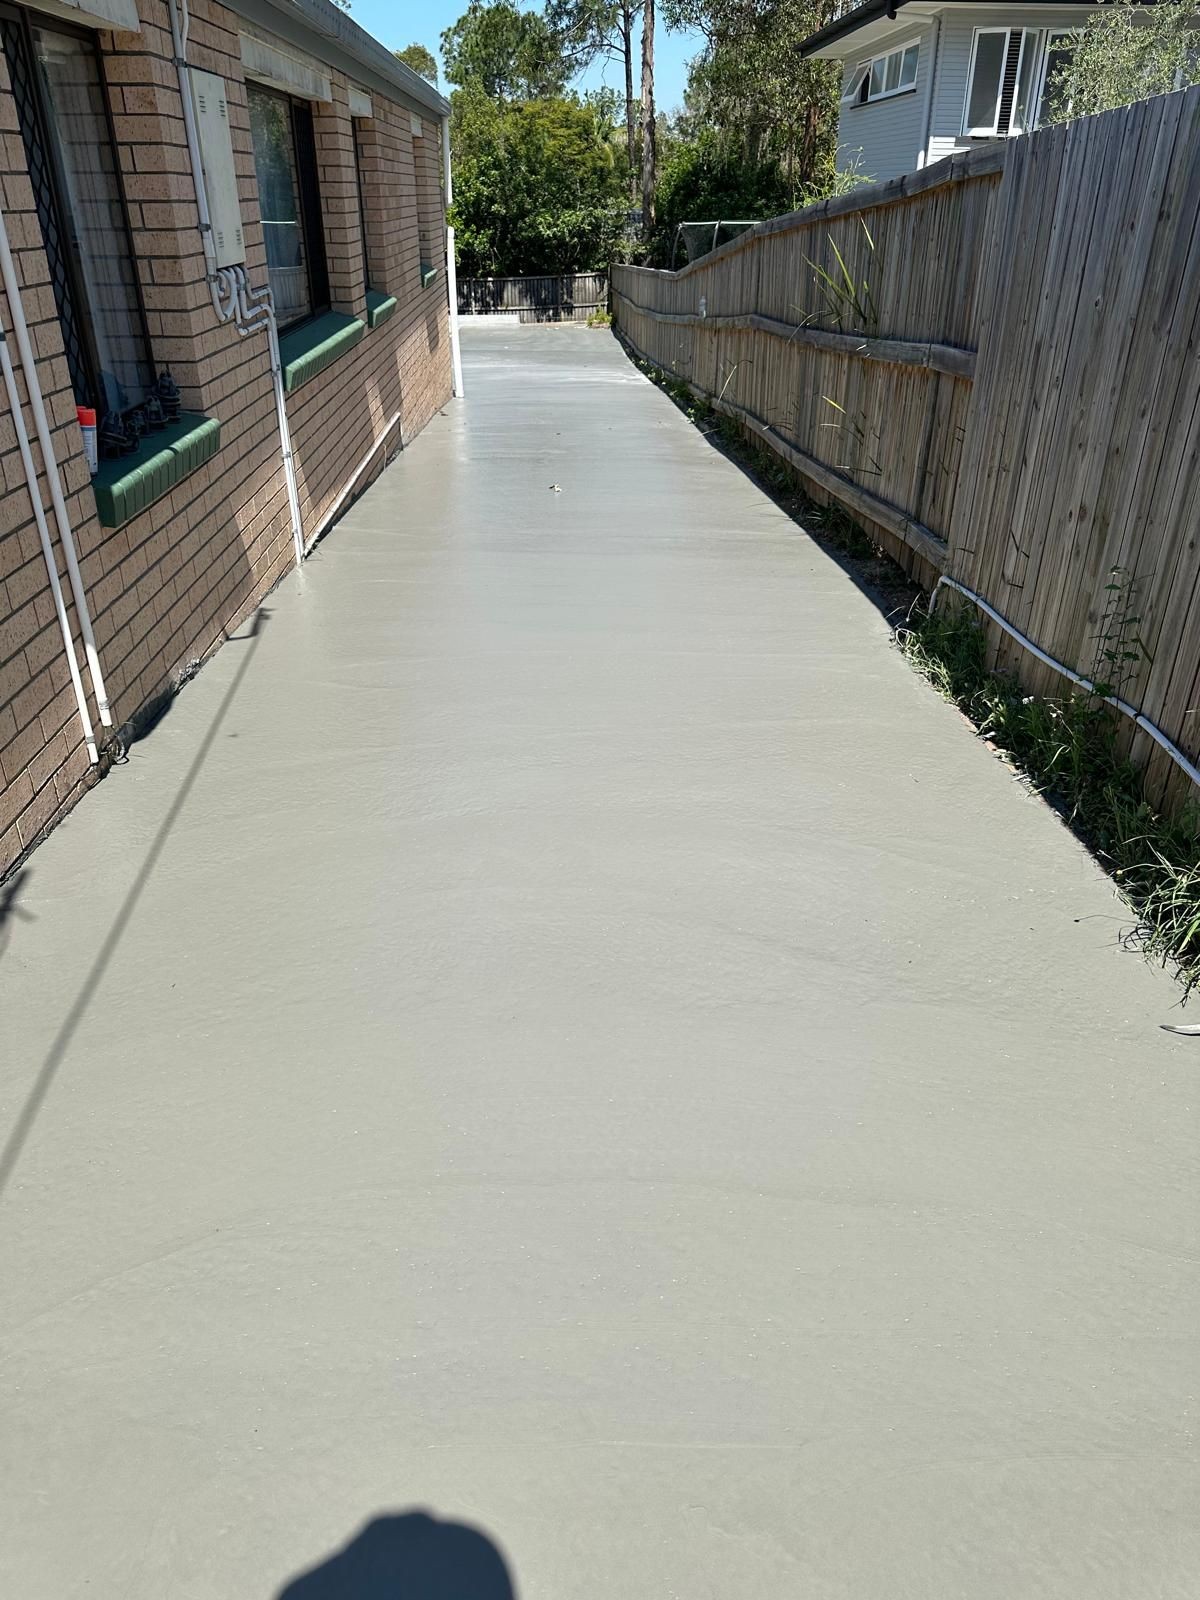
[275,1510,516,1599]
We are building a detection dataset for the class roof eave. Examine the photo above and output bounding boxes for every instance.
[800,0,907,59]
[231,0,451,117]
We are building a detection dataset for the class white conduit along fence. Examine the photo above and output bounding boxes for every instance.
[928,576,1200,792]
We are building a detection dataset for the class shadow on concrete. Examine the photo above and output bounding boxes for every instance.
[0,611,269,1205]
[274,1511,517,1599]
[0,867,33,963]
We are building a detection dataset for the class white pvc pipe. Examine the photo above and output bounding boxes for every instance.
[263,306,305,567]
[0,329,98,764]
[225,268,302,563]
[928,575,1200,790]
[0,204,113,727]
[442,115,464,398]
[916,18,940,169]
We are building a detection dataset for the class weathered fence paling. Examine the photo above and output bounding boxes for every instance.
[612,88,1200,814]
[458,271,607,323]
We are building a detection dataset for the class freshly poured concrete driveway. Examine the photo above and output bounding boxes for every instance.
[2,328,1197,1598]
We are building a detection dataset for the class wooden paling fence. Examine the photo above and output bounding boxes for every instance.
[612,86,1200,813]
[458,271,607,323]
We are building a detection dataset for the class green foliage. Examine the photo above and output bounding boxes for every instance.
[545,0,626,71]
[450,88,627,274]
[806,219,878,332]
[441,0,571,100]
[645,133,793,263]
[643,130,862,266]
[662,0,840,186]
[635,0,844,261]
[1044,0,1200,123]
[394,43,439,84]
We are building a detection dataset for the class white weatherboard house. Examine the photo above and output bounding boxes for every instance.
[802,1,1100,183]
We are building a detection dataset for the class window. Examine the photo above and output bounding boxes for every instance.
[1038,30,1077,125]
[0,3,153,423]
[352,120,372,292]
[247,82,329,328]
[963,28,1073,138]
[411,119,441,287]
[843,41,919,105]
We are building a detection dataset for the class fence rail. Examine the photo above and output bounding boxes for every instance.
[612,89,1200,814]
[458,271,607,323]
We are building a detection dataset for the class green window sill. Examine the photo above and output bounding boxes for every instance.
[92,412,221,529]
[279,311,365,393]
[420,263,437,289]
[365,290,398,330]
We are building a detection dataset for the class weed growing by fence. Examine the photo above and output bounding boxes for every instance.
[804,220,878,332]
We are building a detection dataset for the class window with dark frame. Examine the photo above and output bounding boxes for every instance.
[352,119,372,293]
[411,125,439,286]
[0,1,154,426]
[247,80,329,329]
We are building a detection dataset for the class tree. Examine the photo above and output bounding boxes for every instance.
[647,132,793,263]
[450,88,627,274]
[1043,0,1200,123]
[662,0,839,190]
[395,43,439,84]
[441,1,570,100]
[547,0,640,198]
[641,0,656,228]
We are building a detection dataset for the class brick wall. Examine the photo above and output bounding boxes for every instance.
[0,0,452,875]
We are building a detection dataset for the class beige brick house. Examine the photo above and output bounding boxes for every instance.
[0,0,458,876]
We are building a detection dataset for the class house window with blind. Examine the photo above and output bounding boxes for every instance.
[0,3,154,424]
[247,81,329,327]
[963,27,1050,137]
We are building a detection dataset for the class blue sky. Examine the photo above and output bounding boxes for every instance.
[352,2,704,113]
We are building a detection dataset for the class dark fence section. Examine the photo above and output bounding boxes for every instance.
[458,272,607,323]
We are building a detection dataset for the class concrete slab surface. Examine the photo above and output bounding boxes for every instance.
[1,326,1197,1599]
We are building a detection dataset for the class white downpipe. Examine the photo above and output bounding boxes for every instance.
[929,575,1200,791]
[303,410,401,557]
[262,301,304,567]
[0,204,113,727]
[0,328,98,764]
[225,267,302,563]
[442,115,464,398]
[916,18,941,170]
[169,0,304,562]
